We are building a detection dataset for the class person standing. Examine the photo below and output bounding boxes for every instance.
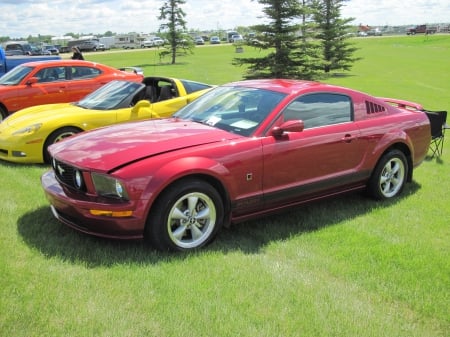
[71,46,84,60]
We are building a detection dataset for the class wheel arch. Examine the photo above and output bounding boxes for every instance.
[42,125,84,162]
[369,128,415,182]
[146,173,232,229]
[0,102,9,120]
[375,142,413,182]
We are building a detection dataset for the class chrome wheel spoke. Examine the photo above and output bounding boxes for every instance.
[190,223,204,241]
[171,207,188,220]
[382,181,391,193]
[172,225,188,240]
[196,207,210,220]
[187,195,199,214]
[391,176,401,187]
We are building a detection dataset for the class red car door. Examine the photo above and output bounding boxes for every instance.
[6,66,68,112]
[63,65,107,102]
[261,93,367,208]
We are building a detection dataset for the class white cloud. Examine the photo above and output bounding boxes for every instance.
[0,0,448,38]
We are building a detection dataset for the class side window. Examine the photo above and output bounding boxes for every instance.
[180,80,212,94]
[71,66,101,80]
[283,93,352,129]
[156,80,177,101]
[35,66,66,83]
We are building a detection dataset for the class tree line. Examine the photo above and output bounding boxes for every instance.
[160,0,359,79]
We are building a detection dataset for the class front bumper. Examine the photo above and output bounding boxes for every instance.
[0,137,44,164]
[41,170,146,240]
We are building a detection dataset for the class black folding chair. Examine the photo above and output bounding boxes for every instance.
[424,110,448,158]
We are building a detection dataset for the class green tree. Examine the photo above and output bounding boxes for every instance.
[311,0,359,73]
[233,0,322,80]
[291,0,324,79]
[158,0,192,64]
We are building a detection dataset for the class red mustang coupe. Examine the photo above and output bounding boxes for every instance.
[42,79,432,251]
[0,60,143,120]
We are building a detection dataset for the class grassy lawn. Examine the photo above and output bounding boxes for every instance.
[1,35,449,336]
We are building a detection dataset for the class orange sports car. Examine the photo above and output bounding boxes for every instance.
[0,59,143,121]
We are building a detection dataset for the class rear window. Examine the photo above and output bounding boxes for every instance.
[180,80,212,94]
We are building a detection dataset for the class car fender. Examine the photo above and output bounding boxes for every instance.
[137,156,232,211]
[367,128,413,169]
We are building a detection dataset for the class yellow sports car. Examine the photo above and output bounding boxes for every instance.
[0,76,212,164]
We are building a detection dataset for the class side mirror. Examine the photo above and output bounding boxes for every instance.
[271,120,304,137]
[26,77,39,86]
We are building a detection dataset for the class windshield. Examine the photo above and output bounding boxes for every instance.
[174,86,286,136]
[76,80,144,110]
[0,65,34,85]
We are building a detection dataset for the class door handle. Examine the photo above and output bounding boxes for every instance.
[341,134,356,143]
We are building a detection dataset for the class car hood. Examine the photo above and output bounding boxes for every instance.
[3,103,80,130]
[50,118,242,172]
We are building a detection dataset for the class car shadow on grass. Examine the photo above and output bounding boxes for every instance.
[214,182,421,253]
[17,182,420,266]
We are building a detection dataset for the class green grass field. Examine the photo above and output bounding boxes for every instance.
[1,35,449,337]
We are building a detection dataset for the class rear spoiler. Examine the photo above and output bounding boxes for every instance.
[377,97,423,111]
[118,66,144,76]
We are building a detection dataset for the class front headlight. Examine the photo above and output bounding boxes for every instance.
[91,173,129,200]
[12,123,43,136]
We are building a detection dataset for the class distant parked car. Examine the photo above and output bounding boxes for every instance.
[367,29,382,36]
[194,37,205,45]
[141,40,153,48]
[44,45,60,55]
[230,34,244,43]
[142,37,165,48]
[210,36,221,44]
[41,79,432,252]
[0,59,143,120]
[152,37,165,46]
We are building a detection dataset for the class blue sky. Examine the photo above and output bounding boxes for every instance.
[1,0,449,38]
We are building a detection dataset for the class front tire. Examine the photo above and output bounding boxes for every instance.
[0,106,7,122]
[145,179,224,252]
[367,150,408,200]
[43,127,81,163]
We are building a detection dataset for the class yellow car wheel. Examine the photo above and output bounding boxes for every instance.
[43,126,82,163]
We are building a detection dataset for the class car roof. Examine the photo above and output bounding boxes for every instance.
[18,60,108,68]
[226,79,330,94]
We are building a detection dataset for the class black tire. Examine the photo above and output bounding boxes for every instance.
[43,127,81,163]
[145,178,224,252]
[367,149,408,200]
[0,106,7,122]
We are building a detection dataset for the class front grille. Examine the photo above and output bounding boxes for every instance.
[52,158,86,192]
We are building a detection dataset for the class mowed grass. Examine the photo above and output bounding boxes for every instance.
[1,35,449,337]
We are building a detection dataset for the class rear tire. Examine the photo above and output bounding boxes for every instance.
[43,127,81,163]
[367,150,408,200]
[145,179,224,252]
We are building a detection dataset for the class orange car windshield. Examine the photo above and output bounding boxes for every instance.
[0,65,34,85]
